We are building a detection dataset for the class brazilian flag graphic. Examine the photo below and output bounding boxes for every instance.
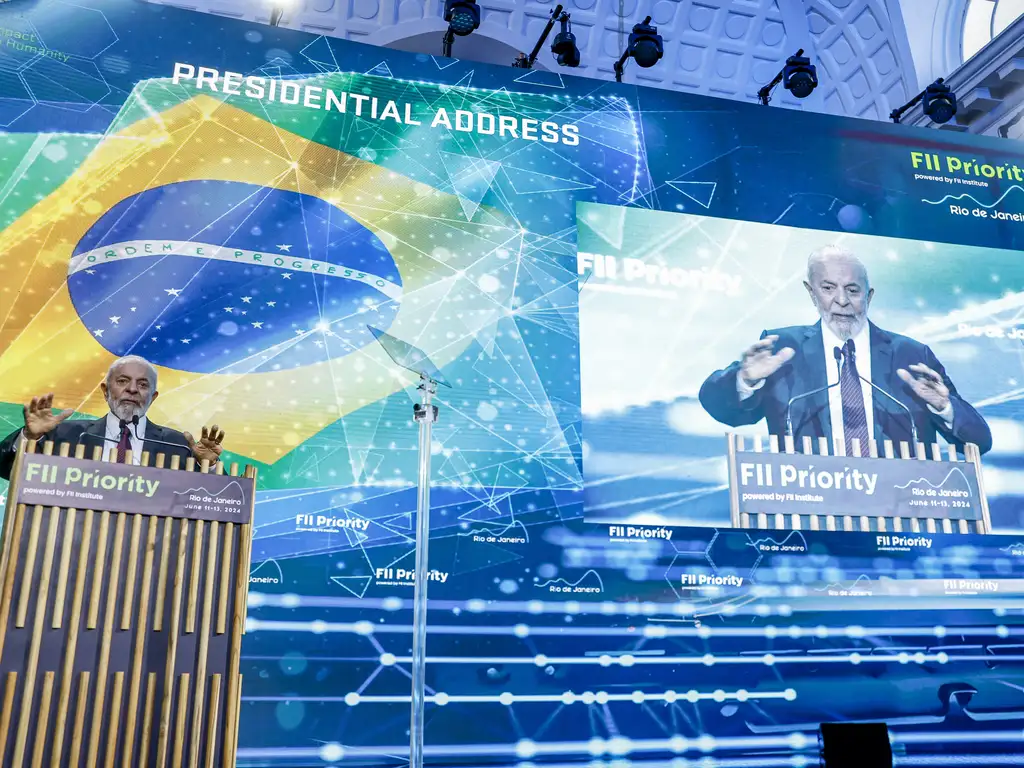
[0,71,545,465]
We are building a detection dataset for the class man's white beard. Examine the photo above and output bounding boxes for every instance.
[819,309,866,342]
[108,397,148,423]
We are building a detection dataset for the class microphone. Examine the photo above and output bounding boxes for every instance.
[127,416,190,453]
[784,349,843,437]
[841,347,920,447]
[73,419,120,453]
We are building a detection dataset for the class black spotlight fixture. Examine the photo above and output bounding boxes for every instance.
[442,0,481,57]
[551,12,580,67]
[819,722,893,768]
[269,3,286,26]
[890,77,957,124]
[757,48,818,105]
[511,5,579,69]
[613,16,663,83]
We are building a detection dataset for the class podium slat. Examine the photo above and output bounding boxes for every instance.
[52,507,77,629]
[50,444,76,631]
[138,672,157,768]
[30,673,53,768]
[88,511,112,629]
[16,507,44,628]
[187,522,205,634]
[122,515,144,630]
[68,672,90,768]
[156,520,190,768]
[172,674,191,768]
[104,671,125,768]
[0,671,15,766]
[49,508,94,767]
[30,671,54,768]
[229,674,244,766]
[217,525,233,636]
[86,509,128,768]
[205,674,221,768]
[122,517,159,767]
[154,517,173,632]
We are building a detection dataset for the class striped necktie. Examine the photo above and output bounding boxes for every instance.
[840,338,870,456]
[116,421,132,463]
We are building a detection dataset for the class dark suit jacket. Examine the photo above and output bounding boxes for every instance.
[0,416,193,481]
[698,321,992,455]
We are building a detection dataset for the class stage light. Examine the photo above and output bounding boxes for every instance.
[613,16,664,82]
[551,13,580,68]
[511,6,579,70]
[890,77,957,125]
[757,49,818,105]
[783,51,817,98]
[923,78,957,123]
[444,0,480,36]
[441,0,480,57]
[818,722,893,768]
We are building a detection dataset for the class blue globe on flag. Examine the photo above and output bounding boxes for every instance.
[67,180,403,374]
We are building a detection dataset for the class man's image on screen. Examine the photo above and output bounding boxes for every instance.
[698,245,992,455]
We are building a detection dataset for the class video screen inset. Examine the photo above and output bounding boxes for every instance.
[578,202,1024,536]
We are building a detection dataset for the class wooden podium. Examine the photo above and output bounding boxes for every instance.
[0,439,256,768]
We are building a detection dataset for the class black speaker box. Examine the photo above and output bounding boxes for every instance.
[819,722,893,768]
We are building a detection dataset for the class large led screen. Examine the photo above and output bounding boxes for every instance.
[0,0,1023,765]
[579,203,1024,536]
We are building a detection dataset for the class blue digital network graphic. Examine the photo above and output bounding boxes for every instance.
[1,1,1024,767]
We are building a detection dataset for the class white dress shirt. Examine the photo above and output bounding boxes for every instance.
[738,323,954,445]
[103,412,147,465]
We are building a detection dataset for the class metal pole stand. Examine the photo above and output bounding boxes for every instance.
[409,374,438,768]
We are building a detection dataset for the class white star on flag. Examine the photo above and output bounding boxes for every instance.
[94,329,104,337]
[165,288,182,297]
[109,316,120,324]
[277,244,292,252]
[241,296,252,303]
[252,321,263,329]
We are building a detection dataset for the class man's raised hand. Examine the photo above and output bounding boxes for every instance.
[23,394,74,441]
[740,336,795,387]
[897,363,950,412]
[184,425,225,465]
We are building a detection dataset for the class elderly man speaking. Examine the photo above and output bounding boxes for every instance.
[0,355,225,480]
[699,245,992,455]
